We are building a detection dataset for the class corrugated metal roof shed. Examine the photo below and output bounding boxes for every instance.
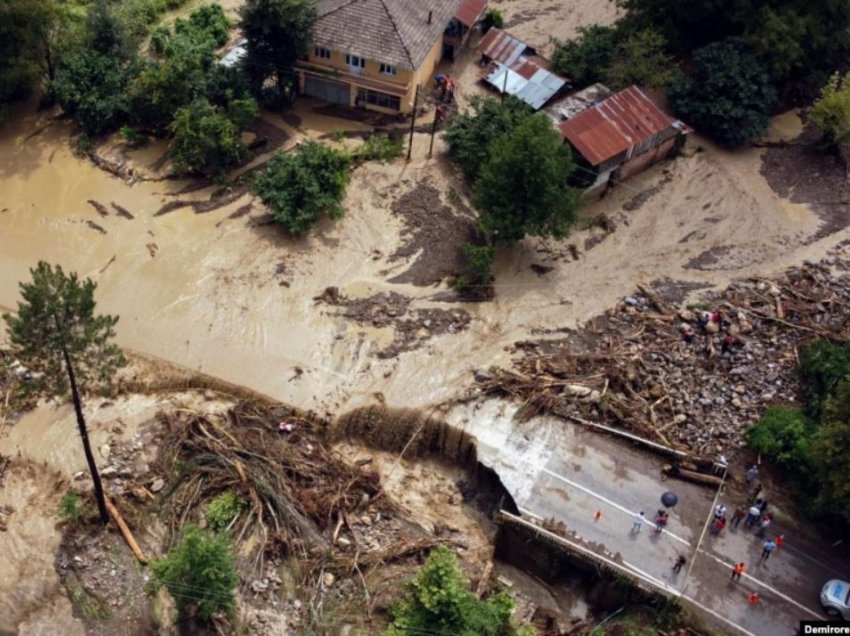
[477,28,567,110]
[456,0,487,27]
[558,85,689,166]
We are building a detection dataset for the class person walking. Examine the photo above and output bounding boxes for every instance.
[746,465,759,485]
[761,539,777,561]
[632,511,645,533]
[731,505,747,528]
[731,562,746,581]
[672,555,686,573]
[745,504,761,527]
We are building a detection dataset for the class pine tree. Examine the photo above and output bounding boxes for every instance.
[3,262,125,523]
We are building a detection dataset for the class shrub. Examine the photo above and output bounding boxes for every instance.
[453,244,495,300]
[481,8,503,33]
[206,491,242,531]
[745,406,815,478]
[811,72,850,150]
[356,134,404,162]
[179,4,230,47]
[550,25,619,87]
[149,525,238,621]
[798,339,850,420]
[253,142,351,235]
[169,97,256,176]
[384,545,524,636]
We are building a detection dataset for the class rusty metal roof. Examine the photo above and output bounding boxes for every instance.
[456,0,487,27]
[558,85,688,166]
[477,28,567,110]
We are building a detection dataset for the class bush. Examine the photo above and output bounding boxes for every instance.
[798,339,850,421]
[356,134,404,162]
[453,244,495,300]
[444,95,532,182]
[481,8,503,33]
[179,4,230,47]
[667,38,777,146]
[745,406,815,479]
[384,545,526,636]
[169,97,256,176]
[811,72,850,150]
[149,525,238,621]
[550,25,619,87]
[253,142,351,235]
[206,491,242,531]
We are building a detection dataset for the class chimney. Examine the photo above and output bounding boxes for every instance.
[427,10,432,23]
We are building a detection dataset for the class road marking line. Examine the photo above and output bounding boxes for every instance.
[540,466,692,546]
[697,550,822,619]
[521,469,824,620]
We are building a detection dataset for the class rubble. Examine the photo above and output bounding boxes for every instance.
[316,290,471,358]
[473,246,850,455]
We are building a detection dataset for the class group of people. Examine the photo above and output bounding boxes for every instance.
[680,308,741,356]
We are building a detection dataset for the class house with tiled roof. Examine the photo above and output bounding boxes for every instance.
[297,0,482,114]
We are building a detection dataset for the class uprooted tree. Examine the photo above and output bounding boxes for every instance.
[3,262,126,523]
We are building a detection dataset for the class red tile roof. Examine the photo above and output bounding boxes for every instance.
[558,86,686,166]
[456,0,487,27]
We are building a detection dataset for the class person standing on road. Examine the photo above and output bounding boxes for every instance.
[745,504,761,527]
[775,534,784,549]
[761,539,777,560]
[731,505,747,528]
[714,503,727,519]
[731,562,746,581]
[672,555,686,572]
[746,465,759,485]
[632,511,645,533]
[756,513,773,538]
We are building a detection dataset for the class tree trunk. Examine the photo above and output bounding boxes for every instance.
[62,347,109,524]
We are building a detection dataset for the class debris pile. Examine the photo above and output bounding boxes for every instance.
[475,249,850,454]
[316,289,471,358]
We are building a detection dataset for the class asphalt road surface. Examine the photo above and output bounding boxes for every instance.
[450,400,848,636]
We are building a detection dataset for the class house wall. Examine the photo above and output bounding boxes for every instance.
[406,36,445,108]
[305,47,414,88]
[615,135,678,181]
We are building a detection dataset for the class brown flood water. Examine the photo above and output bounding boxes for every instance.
[0,104,842,418]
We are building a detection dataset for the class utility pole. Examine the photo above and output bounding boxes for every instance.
[407,84,420,162]
[429,105,443,158]
[501,63,508,101]
[679,467,727,597]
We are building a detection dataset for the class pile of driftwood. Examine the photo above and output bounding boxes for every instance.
[155,402,382,572]
[475,252,850,455]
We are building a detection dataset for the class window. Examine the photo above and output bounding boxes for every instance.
[314,47,331,60]
[356,88,401,111]
[346,53,365,68]
[379,63,397,76]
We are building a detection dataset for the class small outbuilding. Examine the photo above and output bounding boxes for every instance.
[558,85,690,195]
[476,27,568,110]
[443,0,488,60]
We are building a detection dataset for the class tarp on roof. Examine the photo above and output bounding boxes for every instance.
[558,85,690,166]
[478,28,567,110]
[456,0,487,27]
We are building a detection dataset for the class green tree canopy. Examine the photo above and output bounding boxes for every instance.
[169,97,256,176]
[54,50,138,136]
[811,72,850,150]
[798,339,850,421]
[149,525,238,621]
[0,0,52,107]
[744,406,816,490]
[473,114,579,244]
[3,262,125,522]
[240,0,317,106]
[667,38,776,147]
[812,378,850,524]
[384,545,522,636]
[605,28,673,89]
[550,25,619,87]
[253,142,351,235]
[444,95,532,182]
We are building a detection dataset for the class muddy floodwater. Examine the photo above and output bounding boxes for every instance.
[0,104,842,417]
